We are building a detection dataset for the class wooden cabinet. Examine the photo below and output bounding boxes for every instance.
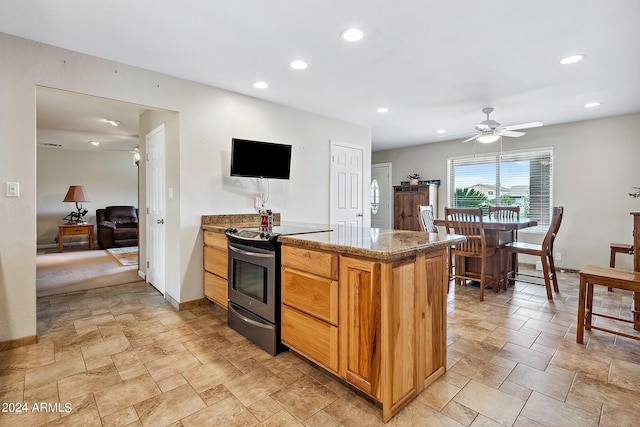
[203,231,228,308]
[280,242,449,422]
[281,246,339,373]
[394,185,431,231]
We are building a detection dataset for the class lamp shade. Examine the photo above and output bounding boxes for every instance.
[63,185,90,202]
[476,134,501,144]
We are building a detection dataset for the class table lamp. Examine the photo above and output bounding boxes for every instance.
[63,185,90,223]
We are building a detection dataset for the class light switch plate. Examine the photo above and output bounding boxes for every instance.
[6,182,19,197]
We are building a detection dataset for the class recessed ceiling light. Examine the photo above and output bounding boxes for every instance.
[290,60,308,70]
[436,129,446,134]
[341,28,364,42]
[584,102,601,108]
[560,54,585,65]
[90,141,100,146]
[106,119,120,127]
[252,81,269,89]
[376,107,389,113]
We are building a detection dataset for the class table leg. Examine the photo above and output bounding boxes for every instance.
[577,274,586,344]
[58,229,64,253]
[89,227,95,250]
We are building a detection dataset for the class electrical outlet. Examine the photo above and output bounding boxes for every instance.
[555,252,562,261]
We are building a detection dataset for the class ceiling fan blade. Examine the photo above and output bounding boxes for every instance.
[504,121,543,131]
[498,129,525,138]
[463,135,478,143]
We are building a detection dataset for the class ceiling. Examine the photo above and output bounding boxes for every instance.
[2,0,639,152]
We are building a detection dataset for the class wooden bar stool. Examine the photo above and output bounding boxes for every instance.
[577,265,640,344]
[607,243,634,291]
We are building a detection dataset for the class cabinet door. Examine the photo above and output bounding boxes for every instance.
[339,256,381,398]
[394,188,428,231]
[416,250,447,389]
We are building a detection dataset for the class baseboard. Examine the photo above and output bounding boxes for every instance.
[37,241,98,251]
[0,335,37,351]
[138,270,145,280]
[179,298,207,311]
[519,262,579,274]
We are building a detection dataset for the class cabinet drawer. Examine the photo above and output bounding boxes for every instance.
[204,231,227,250]
[204,246,227,278]
[282,268,338,325]
[282,305,338,373]
[63,226,91,236]
[282,245,338,279]
[204,271,228,308]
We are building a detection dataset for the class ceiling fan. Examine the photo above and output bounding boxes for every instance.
[463,107,542,143]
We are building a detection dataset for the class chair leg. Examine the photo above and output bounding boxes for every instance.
[501,248,508,291]
[608,248,616,291]
[540,255,553,300]
[548,254,559,293]
[479,256,486,301]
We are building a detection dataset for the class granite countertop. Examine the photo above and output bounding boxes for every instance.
[201,213,282,233]
[278,227,465,261]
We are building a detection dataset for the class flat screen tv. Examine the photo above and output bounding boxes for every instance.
[230,138,292,179]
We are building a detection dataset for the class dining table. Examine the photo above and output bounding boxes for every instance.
[434,216,538,290]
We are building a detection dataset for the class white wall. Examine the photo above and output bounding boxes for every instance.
[0,33,370,343]
[372,113,640,271]
[36,147,139,246]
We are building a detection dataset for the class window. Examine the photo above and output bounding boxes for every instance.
[447,147,553,229]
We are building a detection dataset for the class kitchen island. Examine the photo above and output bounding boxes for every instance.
[277,227,465,422]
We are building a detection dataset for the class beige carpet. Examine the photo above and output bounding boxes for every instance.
[106,246,139,266]
[36,249,141,297]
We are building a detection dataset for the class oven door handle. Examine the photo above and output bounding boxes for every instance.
[228,245,274,258]
[229,304,273,330]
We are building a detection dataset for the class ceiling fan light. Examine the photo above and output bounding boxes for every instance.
[476,134,501,144]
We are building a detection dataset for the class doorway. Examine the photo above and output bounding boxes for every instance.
[371,163,392,229]
[35,88,148,297]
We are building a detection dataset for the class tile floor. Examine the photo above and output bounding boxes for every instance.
[2,269,640,426]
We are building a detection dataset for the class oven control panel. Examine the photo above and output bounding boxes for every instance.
[225,228,273,241]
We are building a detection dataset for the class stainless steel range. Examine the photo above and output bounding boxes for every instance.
[225,224,332,355]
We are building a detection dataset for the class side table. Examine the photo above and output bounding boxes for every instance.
[58,223,95,252]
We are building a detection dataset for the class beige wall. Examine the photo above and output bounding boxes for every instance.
[0,33,371,342]
[372,113,640,271]
[36,147,139,247]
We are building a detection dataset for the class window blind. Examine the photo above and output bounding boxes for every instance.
[447,147,553,229]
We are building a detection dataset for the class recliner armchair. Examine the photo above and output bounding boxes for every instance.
[96,206,139,249]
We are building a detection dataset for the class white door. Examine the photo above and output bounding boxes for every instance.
[146,124,166,295]
[371,163,392,229]
[330,142,364,241]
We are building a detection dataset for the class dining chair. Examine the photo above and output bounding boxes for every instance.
[418,205,438,233]
[444,207,497,301]
[489,205,520,289]
[504,206,564,300]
